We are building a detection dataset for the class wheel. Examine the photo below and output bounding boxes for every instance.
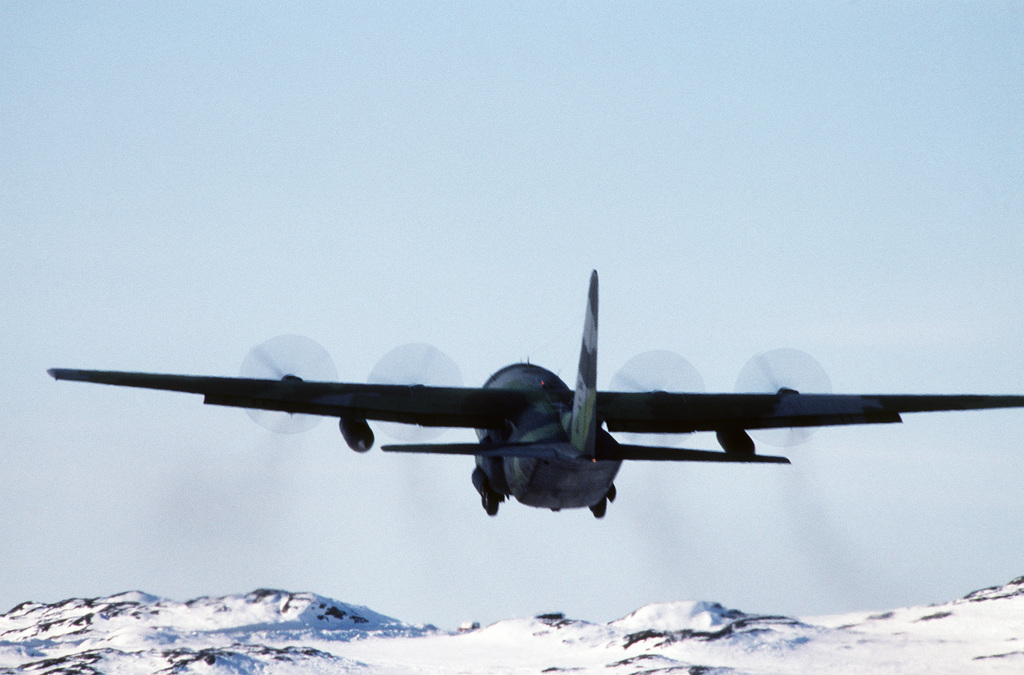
[606,484,617,502]
[482,491,500,516]
[589,497,607,519]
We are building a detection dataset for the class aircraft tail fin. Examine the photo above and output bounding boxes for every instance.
[570,270,599,458]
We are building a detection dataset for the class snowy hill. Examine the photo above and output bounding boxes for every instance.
[2,579,1023,673]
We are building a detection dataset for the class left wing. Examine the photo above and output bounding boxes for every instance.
[47,368,536,430]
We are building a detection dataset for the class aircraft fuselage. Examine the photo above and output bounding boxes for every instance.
[474,363,620,511]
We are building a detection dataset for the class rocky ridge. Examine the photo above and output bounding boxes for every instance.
[1,579,1022,673]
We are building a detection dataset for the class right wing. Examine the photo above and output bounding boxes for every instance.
[598,391,1024,434]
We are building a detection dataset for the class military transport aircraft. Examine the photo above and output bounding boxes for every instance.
[49,271,1024,518]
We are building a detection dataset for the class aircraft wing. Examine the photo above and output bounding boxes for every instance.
[47,369,538,430]
[48,369,1024,440]
[598,391,1024,434]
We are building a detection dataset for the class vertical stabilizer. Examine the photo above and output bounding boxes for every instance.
[570,270,599,457]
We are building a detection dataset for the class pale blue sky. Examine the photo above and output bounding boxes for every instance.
[3,2,1023,628]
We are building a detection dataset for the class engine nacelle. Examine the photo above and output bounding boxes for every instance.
[339,416,374,452]
[716,428,755,456]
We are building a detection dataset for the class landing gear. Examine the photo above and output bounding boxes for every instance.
[473,467,504,516]
[589,483,616,519]
[482,490,501,516]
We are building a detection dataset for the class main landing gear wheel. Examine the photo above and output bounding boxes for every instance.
[472,467,503,516]
[589,483,616,518]
[482,490,501,516]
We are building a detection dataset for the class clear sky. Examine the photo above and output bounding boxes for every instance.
[3,2,1023,629]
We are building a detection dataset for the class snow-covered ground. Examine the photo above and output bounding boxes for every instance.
[2,578,1022,674]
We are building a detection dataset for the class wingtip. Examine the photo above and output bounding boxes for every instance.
[48,368,79,381]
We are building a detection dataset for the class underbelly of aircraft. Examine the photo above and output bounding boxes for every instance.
[506,456,620,510]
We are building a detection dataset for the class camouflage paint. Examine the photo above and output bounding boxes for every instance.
[570,270,598,457]
[476,363,620,511]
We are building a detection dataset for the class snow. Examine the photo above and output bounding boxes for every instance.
[2,578,1023,673]
[611,600,746,632]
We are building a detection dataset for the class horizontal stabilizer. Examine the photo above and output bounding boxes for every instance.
[382,441,584,460]
[382,441,789,463]
[606,444,790,463]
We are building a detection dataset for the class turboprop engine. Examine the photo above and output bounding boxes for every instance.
[339,415,374,452]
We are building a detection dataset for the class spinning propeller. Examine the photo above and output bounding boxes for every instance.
[368,343,463,442]
[239,337,462,441]
[735,348,832,447]
[609,350,705,446]
[239,335,338,433]
[237,335,829,450]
